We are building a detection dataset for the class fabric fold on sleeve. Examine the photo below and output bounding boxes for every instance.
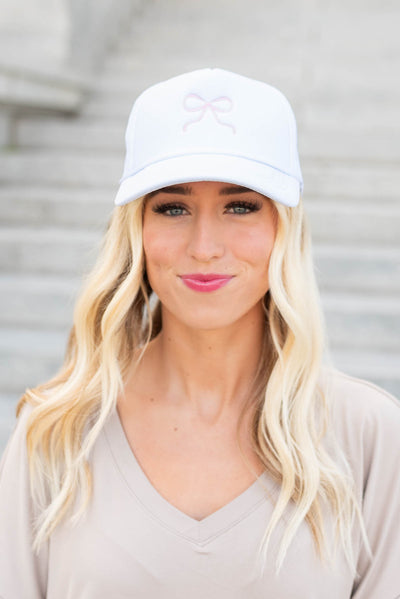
[0,403,48,599]
[345,379,400,598]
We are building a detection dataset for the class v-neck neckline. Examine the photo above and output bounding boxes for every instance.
[104,407,277,545]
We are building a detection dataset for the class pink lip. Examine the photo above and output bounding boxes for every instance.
[180,273,233,292]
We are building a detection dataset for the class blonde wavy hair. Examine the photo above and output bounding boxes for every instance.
[18,193,370,576]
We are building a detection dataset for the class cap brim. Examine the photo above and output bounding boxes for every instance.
[114,154,300,208]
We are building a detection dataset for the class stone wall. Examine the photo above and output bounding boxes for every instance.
[0,0,144,145]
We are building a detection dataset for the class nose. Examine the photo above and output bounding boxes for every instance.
[187,212,225,262]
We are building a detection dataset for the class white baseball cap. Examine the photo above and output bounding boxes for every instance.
[115,68,303,207]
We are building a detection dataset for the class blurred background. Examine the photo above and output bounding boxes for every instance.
[0,0,399,453]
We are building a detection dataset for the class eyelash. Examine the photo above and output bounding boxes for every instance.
[152,200,262,216]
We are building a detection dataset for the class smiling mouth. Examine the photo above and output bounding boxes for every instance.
[179,274,233,292]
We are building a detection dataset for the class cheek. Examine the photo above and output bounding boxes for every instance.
[143,225,182,277]
[144,234,164,267]
[233,225,276,269]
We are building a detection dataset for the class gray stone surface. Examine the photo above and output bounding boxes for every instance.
[1,0,400,453]
[68,0,145,72]
[0,227,101,275]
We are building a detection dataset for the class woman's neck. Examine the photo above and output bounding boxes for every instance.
[132,303,265,425]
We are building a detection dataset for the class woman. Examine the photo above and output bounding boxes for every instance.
[1,68,399,598]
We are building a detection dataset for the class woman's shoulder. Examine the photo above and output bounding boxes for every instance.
[319,366,400,468]
[320,365,399,420]
[11,399,38,438]
[0,400,37,472]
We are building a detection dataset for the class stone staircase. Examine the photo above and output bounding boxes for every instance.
[1,0,399,451]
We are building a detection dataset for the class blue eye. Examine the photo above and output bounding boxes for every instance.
[152,203,187,216]
[225,201,261,214]
[168,207,184,216]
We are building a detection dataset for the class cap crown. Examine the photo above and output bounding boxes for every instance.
[121,68,303,191]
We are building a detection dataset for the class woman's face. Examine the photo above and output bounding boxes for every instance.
[142,181,277,331]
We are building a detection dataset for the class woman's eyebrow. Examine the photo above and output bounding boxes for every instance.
[145,184,255,200]
[146,185,192,199]
[219,185,254,195]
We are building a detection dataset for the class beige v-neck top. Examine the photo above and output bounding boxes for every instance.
[1,369,400,598]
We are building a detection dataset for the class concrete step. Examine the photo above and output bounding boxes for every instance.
[302,160,400,201]
[308,64,400,106]
[0,274,81,328]
[0,62,87,115]
[329,349,400,399]
[0,327,69,395]
[321,293,400,351]
[0,150,121,187]
[313,244,400,294]
[306,200,400,246]
[0,227,101,275]
[17,116,125,151]
[0,186,113,228]
[300,128,400,162]
[299,98,400,132]
[81,93,138,120]
[1,273,399,350]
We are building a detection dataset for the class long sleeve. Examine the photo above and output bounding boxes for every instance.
[350,382,400,598]
[326,371,400,598]
[0,404,48,598]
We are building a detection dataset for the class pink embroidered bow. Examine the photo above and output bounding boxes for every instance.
[182,93,236,133]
